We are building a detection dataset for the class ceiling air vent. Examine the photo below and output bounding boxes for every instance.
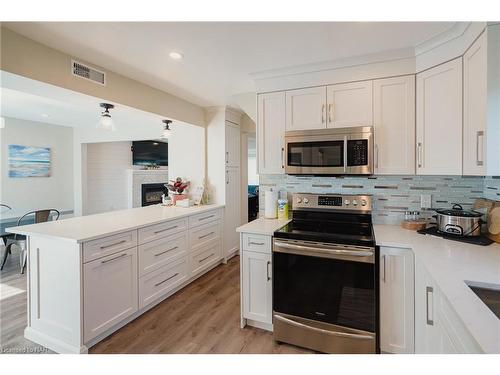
[71,60,106,85]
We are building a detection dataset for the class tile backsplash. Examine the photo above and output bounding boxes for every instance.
[258,175,496,224]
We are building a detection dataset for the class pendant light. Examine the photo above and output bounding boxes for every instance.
[160,119,172,139]
[97,103,115,131]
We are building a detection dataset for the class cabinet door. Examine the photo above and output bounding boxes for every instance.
[379,247,415,354]
[225,121,241,167]
[224,167,241,257]
[373,76,416,175]
[463,31,487,175]
[416,58,463,175]
[327,81,373,128]
[242,250,272,324]
[257,92,286,174]
[84,247,138,342]
[286,86,327,130]
[415,260,441,353]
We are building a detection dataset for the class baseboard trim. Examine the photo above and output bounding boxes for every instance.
[25,327,88,354]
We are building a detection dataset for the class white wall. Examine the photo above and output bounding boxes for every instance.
[85,141,132,214]
[166,123,205,198]
[0,117,74,212]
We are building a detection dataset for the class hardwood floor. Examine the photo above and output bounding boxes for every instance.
[0,252,312,354]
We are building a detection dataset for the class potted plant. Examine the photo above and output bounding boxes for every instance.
[165,177,190,205]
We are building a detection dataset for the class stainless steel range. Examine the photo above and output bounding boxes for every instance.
[272,193,378,354]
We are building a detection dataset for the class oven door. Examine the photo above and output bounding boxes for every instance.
[272,239,376,353]
[284,133,346,175]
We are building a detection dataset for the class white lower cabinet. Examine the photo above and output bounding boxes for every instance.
[241,250,273,326]
[83,247,138,342]
[415,259,483,353]
[379,246,415,354]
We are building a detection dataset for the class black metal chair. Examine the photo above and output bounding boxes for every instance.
[1,209,60,274]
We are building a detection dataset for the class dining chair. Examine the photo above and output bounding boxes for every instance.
[1,209,60,274]
[0,204,13,246]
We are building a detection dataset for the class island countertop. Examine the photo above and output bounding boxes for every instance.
[6,204,224,243]
[236,217,291,236]
[374,224,500,354]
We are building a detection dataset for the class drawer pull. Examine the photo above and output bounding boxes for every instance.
[154,272,179,287]
[100,239,127,249]
[426,286,434,326]
[154,225,178,234]
[198,231,215,240]
[101,253,127,264]
[199,253,215,263]
[249,241,265,246]
[198,214,215,221]
[154,246,179,257]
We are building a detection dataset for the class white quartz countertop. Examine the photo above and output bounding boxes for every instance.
[6,204,224,243]
[236,217,291,236]
[374,224,500,354]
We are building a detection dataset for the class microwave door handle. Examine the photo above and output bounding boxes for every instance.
[343,136,348,173]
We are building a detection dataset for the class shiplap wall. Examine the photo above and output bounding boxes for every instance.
[85,141,132,214]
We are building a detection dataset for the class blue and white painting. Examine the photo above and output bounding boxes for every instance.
[8,145,51,178]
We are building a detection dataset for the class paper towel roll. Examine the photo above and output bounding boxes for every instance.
[264,190,278,219]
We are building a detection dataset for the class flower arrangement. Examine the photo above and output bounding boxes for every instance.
[165,177,190,205]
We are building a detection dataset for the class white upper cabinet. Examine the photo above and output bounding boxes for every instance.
[379,247,415,354]
[257,92,286,174]
[373,76,416,175]
[285,86,327,130]
[225,121,241,167]
[463,31,487,176]
[416,58,463,175]
[327,81,373,128]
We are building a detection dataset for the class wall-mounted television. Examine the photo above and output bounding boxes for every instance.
[132,140,168,166]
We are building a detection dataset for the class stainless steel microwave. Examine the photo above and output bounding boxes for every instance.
[284,126,374,175]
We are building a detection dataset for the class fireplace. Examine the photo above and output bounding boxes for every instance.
[141,183,168,206]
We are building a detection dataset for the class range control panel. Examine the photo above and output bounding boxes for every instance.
[293,193,372,212]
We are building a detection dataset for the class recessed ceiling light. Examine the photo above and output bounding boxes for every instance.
[41,114,50,118]
[169,51,184,60]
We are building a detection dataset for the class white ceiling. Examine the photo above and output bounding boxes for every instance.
[0,71,165,131]
[5,22,457,107]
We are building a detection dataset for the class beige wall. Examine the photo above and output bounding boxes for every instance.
[0,27,206,128]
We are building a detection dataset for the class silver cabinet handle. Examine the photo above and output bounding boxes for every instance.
[375,144,379,170]
[154,246,178,257]
[101,253,127,264]
[281,147,285,169]
[199,214,215,221]
[199,253,215,263]
[381,254,386,283]
[417,142,423,168]
[328,103,332,123]
[100,239,127,249]
[249,241,265,246]
[155,272,179,287]
[426,286,434,326]
[225,151,228,164]
[226,170,229,185]
[154,225,178,234]
[198,231,214,240]
[476,130,484,166]
[321,104,325,123]
[266,260,271,281]
[274,314,374,340]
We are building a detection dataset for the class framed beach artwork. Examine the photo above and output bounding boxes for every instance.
[8,144,51,178]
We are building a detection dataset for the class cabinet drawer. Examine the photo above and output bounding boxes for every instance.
[242,233,272,254]
[188,209,221,228]
[138,258,188,309]
[138,232,188,277]
[190,238,222,277]
[138,218,187,245]
[189,221,221,250]
[83,230,137,263]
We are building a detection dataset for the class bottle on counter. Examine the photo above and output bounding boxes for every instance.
[277,198,289,219]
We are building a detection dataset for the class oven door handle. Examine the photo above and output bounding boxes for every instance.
[274,241,374,261]
[274,314,374,340]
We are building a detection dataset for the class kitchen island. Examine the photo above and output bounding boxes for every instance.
[7,204,224,354]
